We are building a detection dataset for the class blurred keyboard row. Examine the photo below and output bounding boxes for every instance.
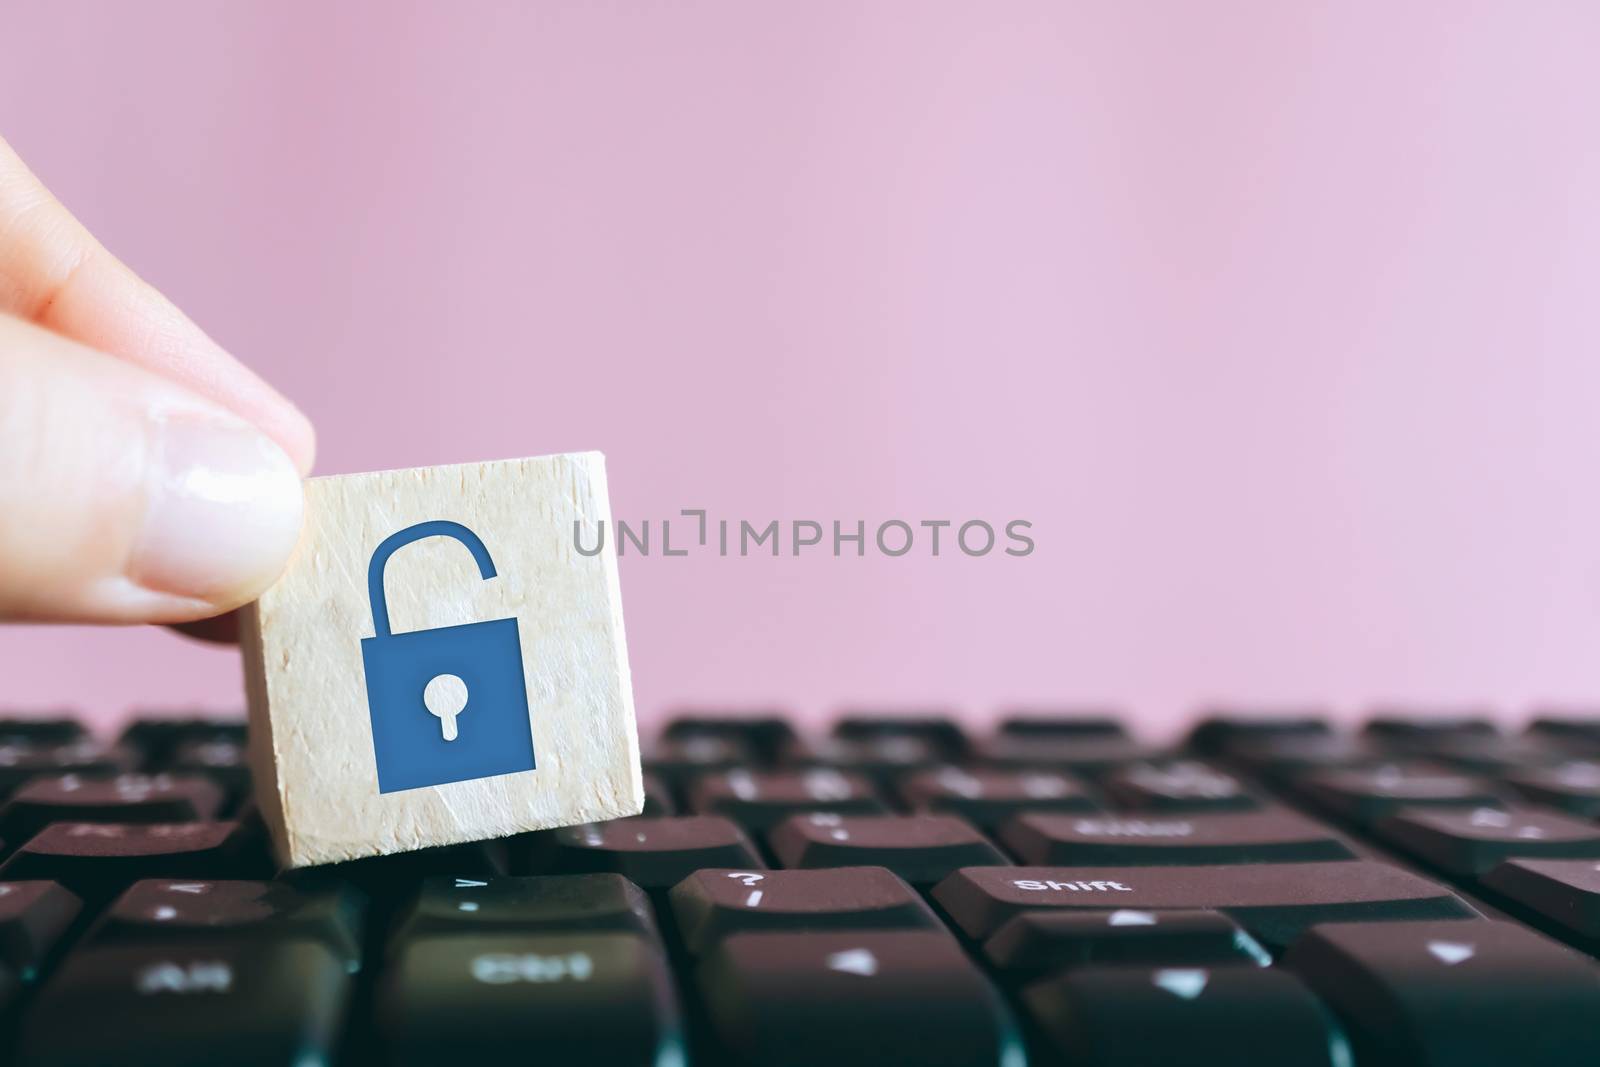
[0,709,1598,1064]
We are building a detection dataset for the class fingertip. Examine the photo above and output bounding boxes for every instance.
[129,416,306,607]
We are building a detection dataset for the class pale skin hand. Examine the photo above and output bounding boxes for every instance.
[0,135,314,630]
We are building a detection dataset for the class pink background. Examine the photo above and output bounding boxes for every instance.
[4,1,1600,736]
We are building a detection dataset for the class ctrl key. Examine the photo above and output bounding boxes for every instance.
[377,934,684,1067]
[13,939,351,1067]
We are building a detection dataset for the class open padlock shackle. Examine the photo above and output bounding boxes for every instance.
[367,520,498,640]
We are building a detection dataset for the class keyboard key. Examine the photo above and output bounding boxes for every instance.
[1286,920,1600,1067]
[932,861,1474,947]
[1224,734,1389,780]
[1405,733,1572,774]
[1527,716,1600,748]
[999,810,1355,867]
[1503,760,1600,817]
[1296,763,1504,824]
[698,931,1024,1067]
[997,710,1127,739]
[1364,713,1498,744]
[663,714,796,762]
[1,773,225,843]
[833,713,969,758]
[0,881,83,979]
[0,740,132,798]
[1375,806,1600,876]
[642,735,749,786]
[689,769,886,831]
[322,840,507,908]
[530,816,763,889]
[1479,858,1600,949]
[1102,761,1261,811]
[391,873,656,946]
[973,735,1169,777]
[117,717,246,769]
[1185,711,1331,755]
[168,740,253,805]
[983,908,1270,977]
[899,766,1099,827]
[670,866,936,953]
[378,933,684,1067]
[94,879,364,970]
[0,821,257,905]
[781,735,943,786]
[14,939,350,1067]
[1024,964,1347,1067]
[768,813,1009,886]
[0,719,85,746]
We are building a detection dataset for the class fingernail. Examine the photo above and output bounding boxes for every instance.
[131,415,305,601]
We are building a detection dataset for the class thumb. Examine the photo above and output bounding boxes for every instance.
[0,312,304,624]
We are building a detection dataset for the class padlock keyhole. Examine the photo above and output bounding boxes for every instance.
[423,674,469,742]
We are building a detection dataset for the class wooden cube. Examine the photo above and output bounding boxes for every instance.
[241,452,641,868]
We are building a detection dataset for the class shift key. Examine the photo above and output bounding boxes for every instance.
[932,861,1476,949]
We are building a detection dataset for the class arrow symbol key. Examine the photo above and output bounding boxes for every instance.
[825,948,878,977]
[1426,941,1475,966]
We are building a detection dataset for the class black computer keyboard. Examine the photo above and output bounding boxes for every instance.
[2,710,1600,1065]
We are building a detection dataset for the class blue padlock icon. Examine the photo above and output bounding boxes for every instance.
[361,520,537,793]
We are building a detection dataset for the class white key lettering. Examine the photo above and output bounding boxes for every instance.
[1012,878,1134,892]
[136,960,233,994]
[470,952,594,984]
